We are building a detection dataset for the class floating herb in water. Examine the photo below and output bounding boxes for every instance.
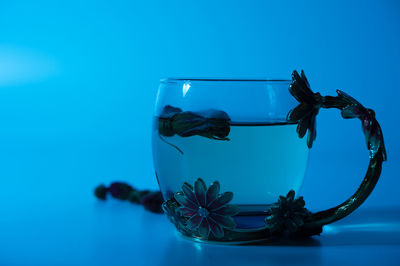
[157,105,231,154]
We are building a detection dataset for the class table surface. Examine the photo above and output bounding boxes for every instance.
[1,196,399,266]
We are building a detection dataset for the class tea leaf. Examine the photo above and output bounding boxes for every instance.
[158,105,231,154]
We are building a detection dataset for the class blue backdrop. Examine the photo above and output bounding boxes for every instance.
[0,1,399,264]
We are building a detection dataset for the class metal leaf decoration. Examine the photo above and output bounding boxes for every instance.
[334,90,387,160]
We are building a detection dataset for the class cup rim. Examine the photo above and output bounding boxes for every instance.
[161,78,291,83]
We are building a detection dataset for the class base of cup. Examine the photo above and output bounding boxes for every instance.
[177,230,279,245]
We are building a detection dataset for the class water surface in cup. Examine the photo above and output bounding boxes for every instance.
[153,120,309,214]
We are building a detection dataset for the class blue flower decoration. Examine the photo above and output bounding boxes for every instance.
[174,178,239,238]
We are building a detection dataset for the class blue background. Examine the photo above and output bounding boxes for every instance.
[0,0,399,265]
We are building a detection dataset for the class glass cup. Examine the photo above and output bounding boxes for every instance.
[152,73,386,243]
[152,79,307,213]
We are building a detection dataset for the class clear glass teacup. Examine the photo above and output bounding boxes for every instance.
[152,72,386,243]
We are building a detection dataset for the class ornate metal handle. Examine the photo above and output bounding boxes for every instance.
[286,70,387,234]
[162,70,387,242]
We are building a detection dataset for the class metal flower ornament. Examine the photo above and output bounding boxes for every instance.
[163,178,316,241]
[174,178,239,238]
[286,70,321,148]
[265,190,311,233]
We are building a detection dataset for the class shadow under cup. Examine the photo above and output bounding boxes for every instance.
[152,78,309,217]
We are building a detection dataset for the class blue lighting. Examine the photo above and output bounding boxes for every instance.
[0,0,399,265]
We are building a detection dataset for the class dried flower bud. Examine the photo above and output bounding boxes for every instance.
[94,184,107,200]
[128,190,150,203]
[108,182,135,200]
[94,182,164,214]
[141,192,164,213]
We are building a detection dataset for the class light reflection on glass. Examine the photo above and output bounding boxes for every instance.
[266,84,277,116]
[182,82,191,97]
